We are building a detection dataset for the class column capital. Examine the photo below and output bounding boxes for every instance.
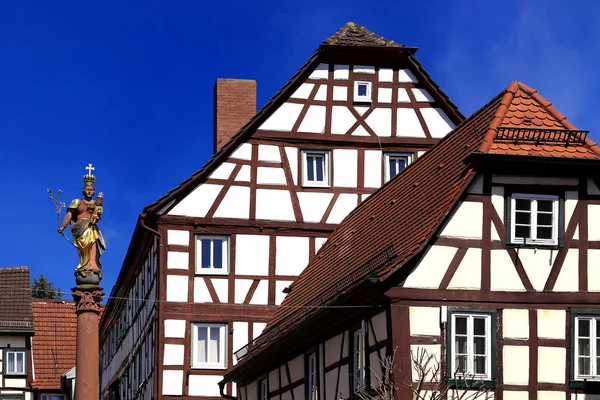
[72,285,104,314]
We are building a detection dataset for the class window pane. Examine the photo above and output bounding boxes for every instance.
[358,84,367,96]
[579,338,591,356]
[537,227,553,240]
[197,327,208,363]
[537,212,553,226]
[201,239,211,268]
[455,336,467,354]
[474,355,486,374]
[213,240,223,269]
[210,327,221,364]
[515,198,531,211]
[474,337,486,355]
[7,352,14,372]
[389,160,397,178]
[16,352,24,373]
[473,318,486,335]
[515,212,531,224]
[579,356,591,375]
[515,225,530,239]
[579,319,591,337]
[537,200,553,212]
[455,355,467,374]
[307,156,315,181]
[315,156,324,182]
[455,317,467,334]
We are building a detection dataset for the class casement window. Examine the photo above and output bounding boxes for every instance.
[195,235,229,274]
[384,153,412,182]
[259,378,268,400]
[302,150,330,187]
[41,395,66,400]
[4,349,26,375]
[449,312,493,380]
[354,81,372,102]
[191,323,227,369]
[353,323,367,392]
[307,352,318,400]
[510,193,559,246]
[574,314,600,380]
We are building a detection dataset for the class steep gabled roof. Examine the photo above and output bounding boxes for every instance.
[0,266,34,334]
[323,22,404,48]
[224,81,600,381]
[31,300,77,390]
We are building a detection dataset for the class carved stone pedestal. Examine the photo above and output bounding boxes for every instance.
[72,284,104,400]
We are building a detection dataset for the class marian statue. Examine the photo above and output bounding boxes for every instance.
[57,164,106,280]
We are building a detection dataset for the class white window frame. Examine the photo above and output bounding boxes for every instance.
[353,81,372,102]
[4,349,26,375]
[41,394,66,400]
[353,322,367,392]
[307,352,318,400]
[574,315,600,380]
[259,377,268,400]
[301,150,330,188]
[191,323,227,369]
[510,193,559,246]
[384,153,413,182]
[195,235,229,275]
[450,313,492,380]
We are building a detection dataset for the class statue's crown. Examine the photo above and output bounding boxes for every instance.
[83,163,96,187]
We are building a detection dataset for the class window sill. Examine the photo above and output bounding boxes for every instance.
[506,243,562,251]
[301,183,331,189]
[448,379,496,389]
[194,271,229,276]
[570,380,600,391]
[191,365,227,370]
[4,372,27,377]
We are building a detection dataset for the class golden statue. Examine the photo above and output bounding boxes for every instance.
[58,164,106,278]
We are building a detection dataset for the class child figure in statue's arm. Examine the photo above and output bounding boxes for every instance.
[91,192,103,225]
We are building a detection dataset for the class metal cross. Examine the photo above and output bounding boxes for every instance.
[85,163,95,177]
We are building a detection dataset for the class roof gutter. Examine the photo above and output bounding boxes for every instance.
[219,380,236,400]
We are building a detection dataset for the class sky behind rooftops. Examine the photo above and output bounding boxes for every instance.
[0,0,598,299]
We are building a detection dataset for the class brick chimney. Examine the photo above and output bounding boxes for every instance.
[213,79,257,153]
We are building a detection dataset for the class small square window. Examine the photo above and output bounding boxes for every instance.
[302,150,330,187]
[354,81,372,102]
[191,323,227,369]
[4,349,26,375]
[384,153,412,182]
[510,194,559,246]
[449,312,493,380]
[195,235,229,275]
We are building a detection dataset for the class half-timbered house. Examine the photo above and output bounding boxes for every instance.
[99,22,464,399]
[221,81,600,400]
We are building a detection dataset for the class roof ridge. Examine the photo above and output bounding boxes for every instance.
[322,22,404,48]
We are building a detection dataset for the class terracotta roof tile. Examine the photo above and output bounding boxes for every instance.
[0,267,34,333]
[31,300,77,389]
[323,22,404,48]
[224,81,600,381]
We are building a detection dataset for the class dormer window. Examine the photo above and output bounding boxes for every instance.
[354,81,372,102]
[510,193,559,246]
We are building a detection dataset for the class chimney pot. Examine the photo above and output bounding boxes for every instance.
[213,79,257,153]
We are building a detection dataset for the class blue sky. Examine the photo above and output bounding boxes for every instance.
[1,1,599,299]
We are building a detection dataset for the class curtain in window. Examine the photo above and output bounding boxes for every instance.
[196,326,221,364]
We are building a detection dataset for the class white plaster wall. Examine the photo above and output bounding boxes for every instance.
[234,279,253,304]
[189,375,222,396]
[378,87,392,103]
[268,368,279,391]
[398,88,410,102]
[163,344,184,365]
[326,194,358,224]
[214,185,250,219]
[379,68,393,82]
[310,64,328,79]
[290,83,314,100]
[554,250,578,292]
[315,85,327,101]
[298,105,326,133]
[447,248,482,290]
[364,150,382,188]
[164,320,186,339]
[324,333,345,366]
[275,280,294,305]
[333,149,358,187]
[410,344,440,382]
[259,103,303,132]
[412,88,434,102]
[505,391,529,400]
[0,337,25,348]
[212,278,228,302]
[256,189,296,221]
[257,167,287,185]
[233,322,249,357]
[366,108,392,137]
[209,162,236,180]
[315,237,327,253]
[589,250,600,291]
[297,192,334,223]
[168,184,222,217]
[565,191,578,241]
[162,370,183,395]
[397,109,425,137]
[167,251,188,270]
[490,250,526,292]
[276,236,309,276]
[230,143,252,160]
[420,108,455,138]
[440,201,483,239]
[398,69,418,83]
[194,277,212,303]
[409,307,440,336]
[538,392,566,400]
[334,65,349,80]
[331,106,356,135]
[492,186,505,224]
[333,86,347,101]
[236,234,269,276]
[538,347,566,383]
[520,249,557,291]
[284,147,298,184]
[246,382,257,400]
[354,65,375,74]
[404,246,458,289]
[370,311,388,343]
[249,280,268,305]
[3,378,26,387]
[254,323,266,339]
[236,165,251,182]
[503,346,529,385]
[503,309,529,339]
[417,150,426,158]
[538,310,566,339]
[288,355,304,382]
[166,275,188,302]
[258,144,281,162]
[167,230,189,246]
[338,365,350,399]
[589,205,600,240]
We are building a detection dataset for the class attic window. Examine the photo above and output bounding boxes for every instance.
[354,81,372,102]
[509,193,559,246]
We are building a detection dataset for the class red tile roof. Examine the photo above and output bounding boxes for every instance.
[31,299,77,390]
[223,81,600,381]
[0,267,34,333]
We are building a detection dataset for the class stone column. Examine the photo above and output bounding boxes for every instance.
[72,284,104,400]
